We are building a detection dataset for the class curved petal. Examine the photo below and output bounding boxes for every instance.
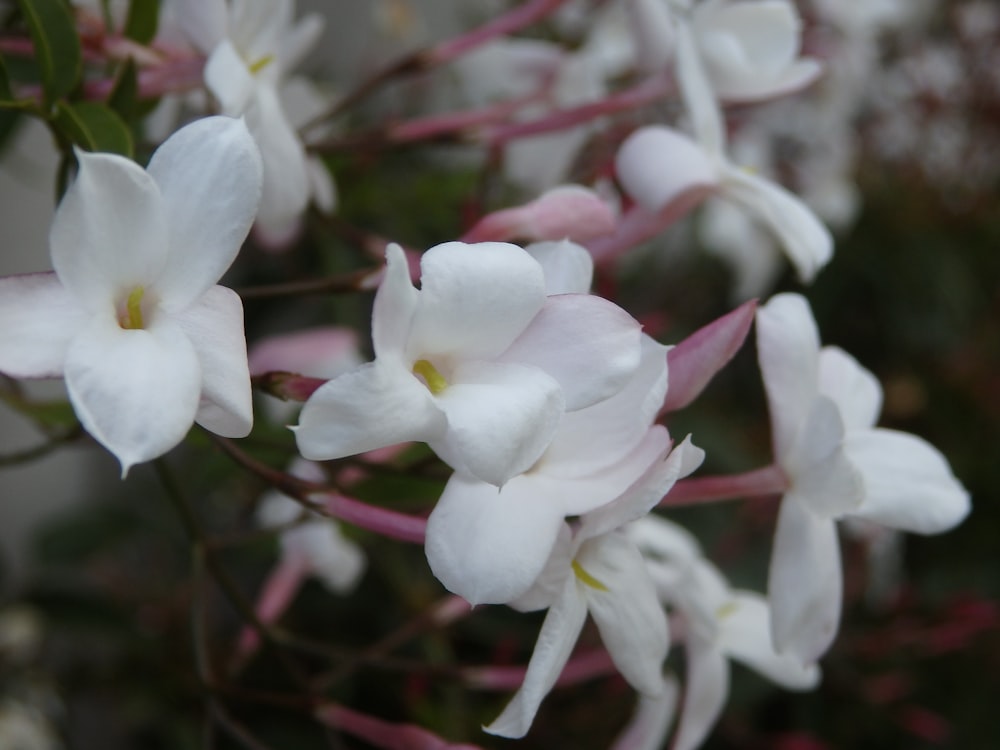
[674,19,726,154]
[294,361,446,460]
[673,634,729,750]
[610,675,679,750]
[65,315,201,475]
[846,429,970,534]
[497,294,642,411]
[615,126,718,214]
[510,524,574,613]
[171,286,252,437]
[372,244,418,359]
[818,346,882,431]
[148,117,263,311]
[484,577,589,739]
[717,58,823,102]
[204,39,257,116]
[408,242,546,361]
[524,239,594,295]
[281,13,326,74]
[425,473,568,605]
[580,532,669,695]
[0,273,85,378]
[51,150,168,312]
[768,499,842,663]
[433,361,564,486]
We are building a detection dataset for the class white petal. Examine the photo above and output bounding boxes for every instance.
[718,592,821,689]
[171,286,252,438]
[756,293,820,461]
[0,273,85,378]
[674,19,726,154]
[524,239,594,295]
[673,634,729,750]
[204,40,257,116]
[372,244,417,359]
[484,577,589,739]
[615,126,718,214]
[173,0,228,52]
[294,361,446,460]
[432,361,564,486]
[610,675,680,750]
[846,429,971,534]
[817,346,882,431]
[579,532,669,695]
[281,13,325,74]
[425,474,569,605]
[768,499,842,663]
[51,150,168,313]
[147,117,263,311]
[718,58,823,102]
[65,314,201,475]
[230,0,292,65]
[307,155,337,214]
[497,294,642,411]
[510,524,574,613]
[408,242,546,361]
[625,0,676,73]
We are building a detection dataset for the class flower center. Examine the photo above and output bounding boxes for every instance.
[412,359,449,395]
[248,54,275,75]
[119,286,147,330]
[571,560,609,592]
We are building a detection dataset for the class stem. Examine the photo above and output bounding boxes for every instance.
[237,266,382,300]
[660,464,789,507]
[463,648,616,690]
[315,703,485,750]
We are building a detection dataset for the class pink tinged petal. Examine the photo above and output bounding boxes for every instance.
[408,242,546,361]
[610,676,680,750]
[672,634,729,750]
[0,273,85,378]
[50,150,169,313]
[372,244,418,359]
[248,327,361,378]
[147,116,263,311]
[171,286,252,438]
[615,126,719,214]
[717,593,821,690]
[463,187,614,245]
[497,294,642,411]
[204,40,257,115]
[579,532,669,695]
[425,474,569,605]
[817,346,882,431]
[432,360,564,486]
[845,429,971,534]
[174,0,228,52]
[664,299,757,412]
[722,167,833,283]
[293,361,446,460]
[756,293,821,461]
[65,315,201,476]
[484,577,589,739]
[524,239,594,295]
[768,498,842,663]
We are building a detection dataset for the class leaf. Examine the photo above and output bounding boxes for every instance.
[53,100,135,157]
[15,0,82,106]
[123,0,160,44]
[107,57,138,120]
[0,53,13,101]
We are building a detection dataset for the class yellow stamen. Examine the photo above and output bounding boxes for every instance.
[715,601,738,620]
[412,359,448,394]
[248,54,275,75]
[123,286,145,329]
[572,560,609,592]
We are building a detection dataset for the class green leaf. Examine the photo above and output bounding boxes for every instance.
[15,0,82,106]
[53,100,135,157]
[107,57,138,119]
[0,53,13,101]
[123,0,160,45]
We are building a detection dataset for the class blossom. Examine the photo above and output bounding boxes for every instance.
[294,241,642,488]
[0,117,262,475]
[756,293,970,661]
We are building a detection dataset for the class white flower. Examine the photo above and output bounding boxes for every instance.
[294,241,643,488]
[0,117,262,475]
[756,293,970,661]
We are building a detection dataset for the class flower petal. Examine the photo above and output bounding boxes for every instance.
[147,116,262,311]
[846,429,971,534]
[173,0,228,52]
[65,314,201,475]
[372,243,418,359]
[51,150,168,312]
[524,239,594,295]
[171,285,252,438]
[425,473,569,605]
[497,293,642,411]
[204,39,257,115]
[432,361,564,486]
[0,273,85,378]
[294,361,446,460]
[281,13,325,74]
[407,241,546,361]
[672,634,729,750]
[674,19,726,154]
[610,675,679,750]
[817,346,882,431]
[484,577,589,738]
[615,126,719,214]
[768,498,842,663]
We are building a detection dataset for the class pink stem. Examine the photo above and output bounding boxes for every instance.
[233,553,309,663]
[317,493,427,544]
[315,703,485,750]
[463,647,616,691]
[660,464,789,507]
[389,93,542,143]
[430,0,571,65]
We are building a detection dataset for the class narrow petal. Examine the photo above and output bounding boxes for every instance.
[51,150,168,312]
[755,293,821,461]
[625,0,676,73]
[147,116,263,311]
[372,244,418,359]
[65,315,201,475]
[719,58,823,102]
[484,578,589,738]
[674,20,726,154]
[294,362,446,460]
[846,429,971,534]
[425,474,568,605]
[580,532,669,695]
[407,241,546,361]
[173,0,228,52]
[171,286,252,438]
[281,13,325,74]
[718,593,821,689]
[524,238,594,295]
[610,676,680,750]
[204,39,257,115]
[672,635,729,750]
[615,126,718,214]
[0,273,85,378]
[768,499,842,663]
[497,294,642,411]
[432,361,564,486]
[817,346,882,431]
